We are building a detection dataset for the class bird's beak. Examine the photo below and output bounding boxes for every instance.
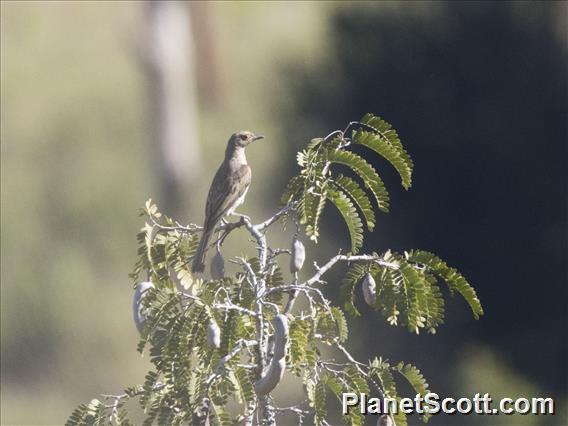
[252,134,265,141]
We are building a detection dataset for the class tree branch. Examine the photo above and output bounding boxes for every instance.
[303,253,399,287]
[205,339,257,386]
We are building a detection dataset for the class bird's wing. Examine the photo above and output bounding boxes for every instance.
[205,164,251,227]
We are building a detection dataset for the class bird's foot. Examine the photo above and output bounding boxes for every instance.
[232,212,251,223]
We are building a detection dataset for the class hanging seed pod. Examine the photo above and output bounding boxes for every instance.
[210,251,225,280]
[207,320,221,349]
[255,314,289,396]
[133,281,155,334]
[362,273,377,306]
[290,236,306,273]
[377,415,393,426]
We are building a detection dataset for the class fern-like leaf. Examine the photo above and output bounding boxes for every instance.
[340,262,367,316]
[331,307,349,342]
[326,187,364,253]
[314,377,327,425]
[280,175,305,206]
[352,130,413,190]
[406,250,483,319]
[399,263,429,334]
[369,358,407,426]
[302,183,327,242]
[360,113,414,180]
[332,174,376,231]
[289,318,311,375]
[234,367,255,415]
[342,366,368,426]
[423,273,445,333]
[327,149,390,213]
[396,362,431,422]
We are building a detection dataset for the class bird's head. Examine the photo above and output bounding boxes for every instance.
[230,131,265,148]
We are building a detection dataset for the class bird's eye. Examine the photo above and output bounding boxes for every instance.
[239,134,248,141]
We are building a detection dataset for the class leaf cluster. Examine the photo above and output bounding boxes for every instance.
[281,114,413,253]
[340,250,483,334]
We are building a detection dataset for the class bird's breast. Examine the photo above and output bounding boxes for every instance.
[227,186,249,216]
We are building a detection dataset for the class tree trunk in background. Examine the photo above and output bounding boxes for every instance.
[143,1,200,218]
[188,1,222,108]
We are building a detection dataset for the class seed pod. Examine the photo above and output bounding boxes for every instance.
[207,320,221,349]
[210,251,225,280]
[290,237,306,273]
[362,273,377,306]
[271,314,289,359]
[133,281,155,334]
[377,415,393,426]
[255,314,289,396]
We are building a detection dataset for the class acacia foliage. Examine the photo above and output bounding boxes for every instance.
[281,114,413,252]
[68,115,482,426]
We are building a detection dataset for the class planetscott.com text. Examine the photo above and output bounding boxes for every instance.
[342,392,555,416]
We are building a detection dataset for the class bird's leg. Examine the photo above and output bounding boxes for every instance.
[231,212,251,223]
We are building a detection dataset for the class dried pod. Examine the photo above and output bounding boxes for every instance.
[210,251,225,280]
[377,415,393,426]
[207,320,221,349]
[133,281,155,334]
[255,314,289,396]
[290,237,306,273]
[255,358,286,397]
[362,273,377,306]
[271,314,289,359]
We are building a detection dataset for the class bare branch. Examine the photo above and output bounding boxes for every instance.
[213,303,259,318]
[255,204,294,233]
[283,272,299,315]
[303,253,399,287]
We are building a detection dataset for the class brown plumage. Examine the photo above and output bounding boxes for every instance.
[191,131,264,273]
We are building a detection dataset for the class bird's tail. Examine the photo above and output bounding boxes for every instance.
[192,227,213,274]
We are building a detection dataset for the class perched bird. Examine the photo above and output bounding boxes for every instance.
[191,131,264,273]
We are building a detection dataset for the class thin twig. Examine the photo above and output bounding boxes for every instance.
[303,253,399,287]
[205,339,257,386]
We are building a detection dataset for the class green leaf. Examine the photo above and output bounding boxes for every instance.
[314,377,327,425]
[376,267,402,326]
[66,404,89,426]
[326,187,364,253]
[307,137,324,150]
[370,358,397,399]
[316,306,349,343]
[352,130,413,190]
[396,362,431,422]
[406,250,483,319]
[342,366,368,426]
[399,263,429,334]
[332,174,376,231]
[423,273,445,333]
[369,358,407,426]
[302,183,327,242]
[234,367,255,415]
[280,175,305,206]
[359,113,414,181]
[396,362,429,396]
[340,262,367,316]
[289,318,311,375]
[331,307,349,343]
[327,149,390,213]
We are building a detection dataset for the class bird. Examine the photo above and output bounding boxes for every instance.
[191,131,264,273]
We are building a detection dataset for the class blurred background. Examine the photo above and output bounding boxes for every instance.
[1,1,566,425]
